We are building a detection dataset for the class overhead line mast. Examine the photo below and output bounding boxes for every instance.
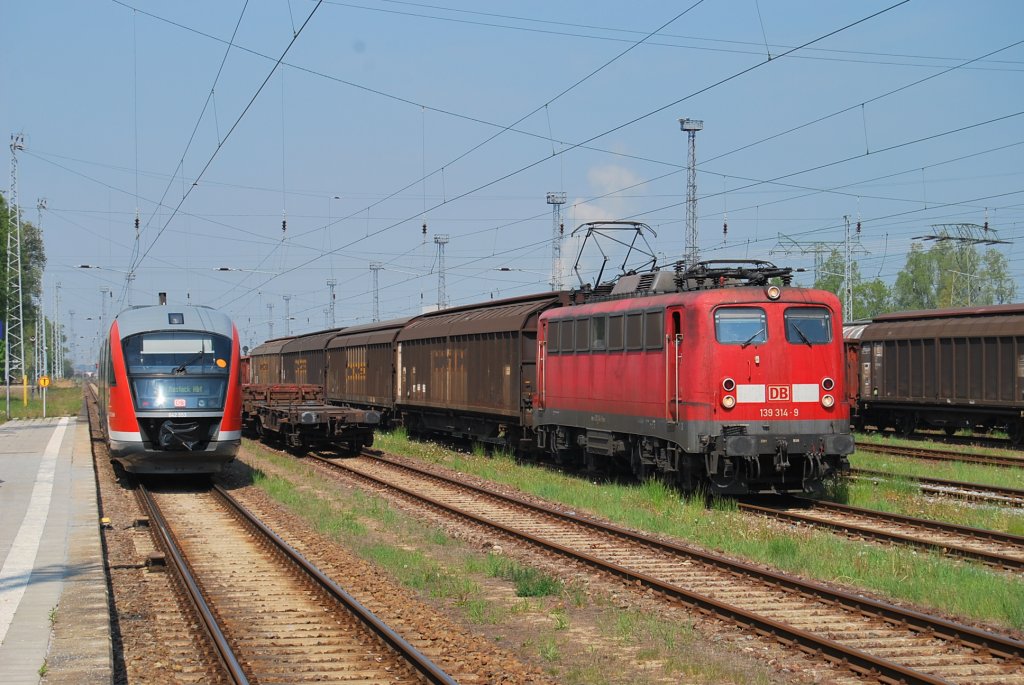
[7,133,27,415]
[679,118,703,268]
[434,234,449,310]
[546,192,567,291]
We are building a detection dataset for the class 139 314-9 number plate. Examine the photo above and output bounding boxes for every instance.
[760,407,798,418]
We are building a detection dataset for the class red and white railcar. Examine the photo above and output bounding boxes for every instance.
[534,262,852,494]
[97,304,242,474]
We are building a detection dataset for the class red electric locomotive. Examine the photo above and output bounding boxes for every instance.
[97,302,243,474]
[534,260,853,494]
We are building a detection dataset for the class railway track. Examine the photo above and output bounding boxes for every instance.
[306,451,1024,685]
[852,468,1024,507]
[740,498,1024,570]
[857,442,1024,469]
[137,481,457,685]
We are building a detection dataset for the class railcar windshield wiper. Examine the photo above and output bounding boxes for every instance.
[173,345,206,375]
[792,323,813,347]
[740,327,765,348]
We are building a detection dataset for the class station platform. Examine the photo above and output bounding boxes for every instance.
[0,416,112,684]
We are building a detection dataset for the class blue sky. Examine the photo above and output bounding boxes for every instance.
[3,0,1023,357]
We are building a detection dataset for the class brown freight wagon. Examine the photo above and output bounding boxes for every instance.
[280,329,341,385]
[324,317,412,423]
[248,337,293,385]
[395,292,567,449]
[856,303,1024,442]
[841,322,870,430]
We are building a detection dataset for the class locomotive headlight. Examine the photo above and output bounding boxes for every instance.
[722,395,736,409]
[821,394,835,408]
[766,285,782,300]
[821,377,835,391]
[722,377,736,392]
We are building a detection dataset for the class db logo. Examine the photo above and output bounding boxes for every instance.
[174,399,187,408]
[768,385,791,401]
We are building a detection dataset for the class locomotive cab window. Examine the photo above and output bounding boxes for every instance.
[715,307,767,345]
[784,307,832,345]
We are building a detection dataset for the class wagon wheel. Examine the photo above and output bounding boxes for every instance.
[1009,421,1024,447]
[943,426,958,437]
[895,414,917,438]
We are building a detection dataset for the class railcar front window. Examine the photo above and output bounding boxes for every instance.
[123,331,231,375]
[131,377,228,410]
[122,331,232,411]
[784,307,832,345]
[715,308,767,345]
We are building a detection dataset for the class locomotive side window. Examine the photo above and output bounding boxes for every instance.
[559,319,575,353]
[575,318,590,352]
[547,320,560,355]
[784,307,832,345]
[644,309,663,349]
[608,315,624,351]
[591,316,607,351]
[715,307,767,345]
[625,313,644,350]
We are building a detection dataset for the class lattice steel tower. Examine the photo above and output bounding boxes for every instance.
[679,118,703,267]
[546,192,566,291]
[7,133,27,389]
[326,278,337,328]
[434,234,449,310]
[369,262,383,321]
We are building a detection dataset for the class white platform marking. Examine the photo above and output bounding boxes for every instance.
[0,417,69,646]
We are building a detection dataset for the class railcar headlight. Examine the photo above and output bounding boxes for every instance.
[821,377,835,391]
[766,285,782,300]
[821,394,835,408]
[722,377,736,392]
[722,395,736,409]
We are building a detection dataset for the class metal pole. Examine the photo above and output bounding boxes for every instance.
[679,118,703,267]
[434,234,449,310]
[369,262,382,322]
[326,279,337,328]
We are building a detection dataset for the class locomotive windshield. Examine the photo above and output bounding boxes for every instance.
[784,307,832,345]
[715,307,767,345]
[122,331,232,411]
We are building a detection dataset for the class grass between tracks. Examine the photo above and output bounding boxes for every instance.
[0,384,82,423]
[832,475,1024,537]
[241,440,774,685]
[849,449,1024,491]
[371,430,1024,632]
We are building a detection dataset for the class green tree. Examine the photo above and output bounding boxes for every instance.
[891,242,939,310]
[854,278,891,319]
[892,240,1015,310]
[977,249,1016,304]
